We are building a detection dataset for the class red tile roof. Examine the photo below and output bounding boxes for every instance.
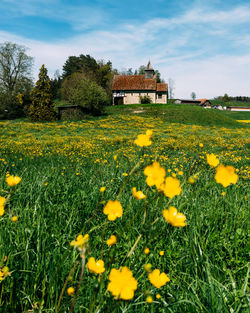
[112,75,157,91]
[156,83,168,92]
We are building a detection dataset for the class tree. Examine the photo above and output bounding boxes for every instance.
[28,64,57,121]
[0,42,33,118]
[191,92,196,100]
[61,73,108,115]
[168,78,175,99]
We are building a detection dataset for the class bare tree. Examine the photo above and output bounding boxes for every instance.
[0,42,33,94]
[168,78,175,99]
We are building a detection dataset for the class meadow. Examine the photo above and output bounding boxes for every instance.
[0,104,249,313]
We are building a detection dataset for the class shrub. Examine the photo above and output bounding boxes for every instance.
[140,95,152,104]
[61,74,108,115]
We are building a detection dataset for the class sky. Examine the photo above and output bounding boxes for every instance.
[1,0,250,98]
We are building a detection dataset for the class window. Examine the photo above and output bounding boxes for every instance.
[158,93,162,99]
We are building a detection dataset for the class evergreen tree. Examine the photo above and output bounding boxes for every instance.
[28,64,57,121]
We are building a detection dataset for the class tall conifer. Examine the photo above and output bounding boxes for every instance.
[28,64,57,121]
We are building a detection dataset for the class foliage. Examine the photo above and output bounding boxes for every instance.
[191,92,196,100]
[28,64,57,121]
[0,42,33,118]
[61,74,108,115]
[140,95,152,104]
[62,54,114,100]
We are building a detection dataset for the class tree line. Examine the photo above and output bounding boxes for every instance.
[0,42,166,121]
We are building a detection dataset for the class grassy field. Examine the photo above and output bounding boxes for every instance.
[0,104,249,313]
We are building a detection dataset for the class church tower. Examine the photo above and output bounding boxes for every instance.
[145,60,154,79]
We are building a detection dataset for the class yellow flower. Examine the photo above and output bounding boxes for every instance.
[148,269,170,288]
[206,153,219,167]
[144,162,166,188]
[87,257,105,274]
[0,207,4,216]
[146,296,153,303]
[70,234,89,250]
[178,171,183,176]
[134,130,153,147]
[146,129,153,136]
[107,267,138,300]
[144,263,152,272]
[144,247,150,254]
[159,250,164,256]
[215,164,239,187]
[0,197,6,216]
[188,177,195,184]
[159,177,181,199]
[6,175,21,187]
[113,155,118,161]
[156,294,161,299]
[103,200,123,221]
[11,216,18,222]
[100,186,106,192]
[221,191,226,196]
[107,235,117,246]
[132,187,146,200]
[162,206,186,227]
[67,287,75,296]
[0,267,10,282]
[122,173,128,176]
[199,143,203,148]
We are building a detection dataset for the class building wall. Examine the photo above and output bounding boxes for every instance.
[113,91,167,104]
[123,91,156,104]
[155,93,167,104]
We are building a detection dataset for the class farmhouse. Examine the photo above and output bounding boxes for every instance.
[112,61,168,105]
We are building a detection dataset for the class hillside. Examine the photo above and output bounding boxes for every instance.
[105,103,249,128]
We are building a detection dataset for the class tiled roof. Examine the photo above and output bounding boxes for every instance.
[156,83,168,92]
[112,75,157,91]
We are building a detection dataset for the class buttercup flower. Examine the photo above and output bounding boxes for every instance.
[100,186,106,192]
[107,235,117,246]
[132,187,146,200]
[146,296,153,303]
[103,200,123,221]
[148,269,170,288]
[107,267,138,300]
[144,263,152,272]
[215,164,239,187]
[11,216,18,222]
[0,197,6,216]
[144,247,150,254]
[70,234,89,250]
[159,177,181,199]
[87,257,105,274]
[199,143,204,148]
[156,294,161,299]
[159,250,164,256]
[67,287,75,296]
[134,130,153,147]
[6,175,21,187]
[144,162,166,188]
[0,267,10,283]
[162,206,186,227]
[206,153,219,167]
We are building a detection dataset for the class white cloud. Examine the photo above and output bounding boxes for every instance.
[1,4,250,98]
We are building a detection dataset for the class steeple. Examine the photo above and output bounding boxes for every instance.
[145,60,154,79]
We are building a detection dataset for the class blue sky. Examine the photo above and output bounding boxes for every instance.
[1,0,250,98]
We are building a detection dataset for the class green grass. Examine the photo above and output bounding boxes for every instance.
[0,105,249,313]
[105,103,248,127]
